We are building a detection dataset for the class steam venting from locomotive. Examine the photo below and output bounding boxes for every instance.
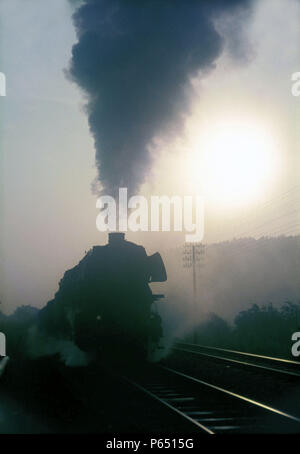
[68,0,252,196]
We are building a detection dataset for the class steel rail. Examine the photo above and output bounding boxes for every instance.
[175,342,300,365]
[159,365,300,424]
[122,375,214,434]
[173,346,300,378]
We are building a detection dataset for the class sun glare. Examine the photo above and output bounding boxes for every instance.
[192,121,279,207]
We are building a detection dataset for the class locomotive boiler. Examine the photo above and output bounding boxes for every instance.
[38,233,167,360]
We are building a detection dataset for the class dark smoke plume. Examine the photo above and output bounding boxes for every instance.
[68,0,251,195]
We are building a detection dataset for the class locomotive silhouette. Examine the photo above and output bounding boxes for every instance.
[38,233,167,360]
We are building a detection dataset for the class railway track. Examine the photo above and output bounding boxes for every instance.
[1,354,300,433]
[173,342,300,378]
[2,346,300,434]
[123,363,300,434]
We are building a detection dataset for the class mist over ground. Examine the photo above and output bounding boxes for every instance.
[1,235,299,362]
[158,235,300,338]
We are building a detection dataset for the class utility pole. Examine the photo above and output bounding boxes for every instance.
[183,242,205,343]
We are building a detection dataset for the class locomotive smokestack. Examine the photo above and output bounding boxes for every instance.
[108,232,125,245]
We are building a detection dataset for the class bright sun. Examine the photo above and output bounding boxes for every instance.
[193,121,279,207]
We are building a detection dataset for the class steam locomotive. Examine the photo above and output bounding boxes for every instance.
[38,233,167,361]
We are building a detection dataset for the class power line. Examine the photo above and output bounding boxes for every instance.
[209,185,300,240]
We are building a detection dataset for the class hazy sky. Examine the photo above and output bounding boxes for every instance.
[0,0,299,313]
